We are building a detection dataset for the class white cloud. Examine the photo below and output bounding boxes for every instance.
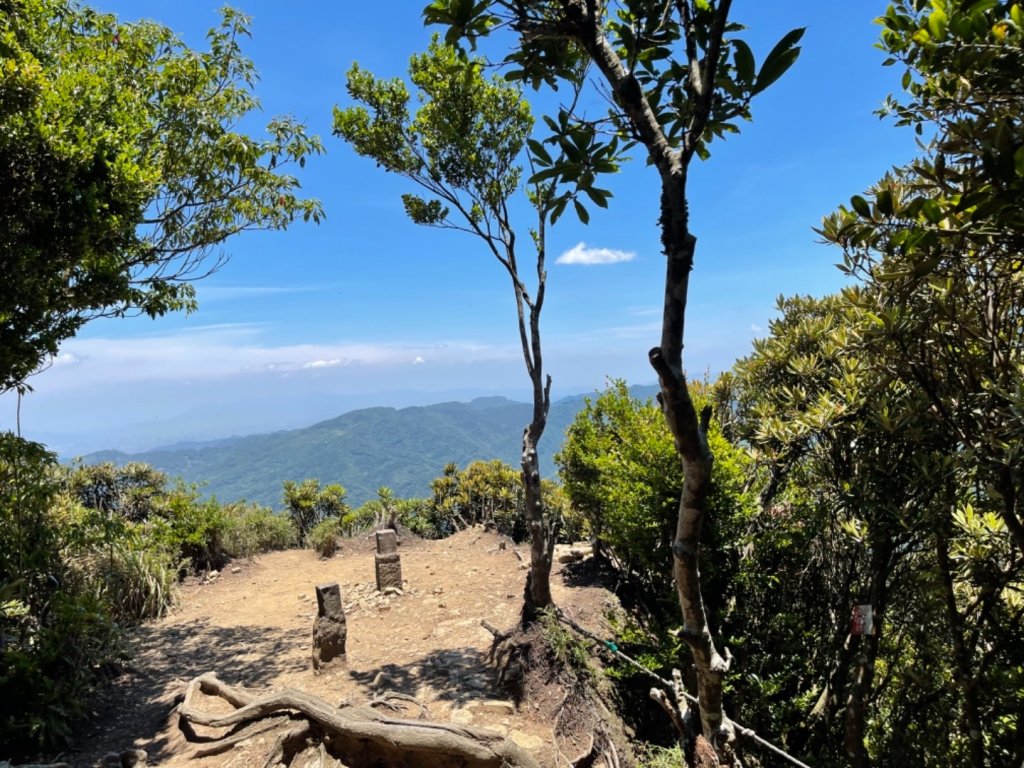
[555,242,636,266]
[303,359,344,369]
[20,326,523,396]
[750,323,763,333]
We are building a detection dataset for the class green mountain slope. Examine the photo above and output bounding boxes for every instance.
[84,388,658,507]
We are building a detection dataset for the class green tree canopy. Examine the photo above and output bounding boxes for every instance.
[0,0,323,392]
[820,0,1024,559]
[282,478,347,541]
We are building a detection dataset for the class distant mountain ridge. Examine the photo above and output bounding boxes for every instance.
[84,386,659,508]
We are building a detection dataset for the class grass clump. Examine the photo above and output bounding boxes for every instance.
[637,744,683,768]
[539,607,594,682]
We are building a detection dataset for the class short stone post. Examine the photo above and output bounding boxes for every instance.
[311,582,346,672]
[374,529,402,591]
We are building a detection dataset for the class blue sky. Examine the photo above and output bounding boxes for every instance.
[2,2,921,454]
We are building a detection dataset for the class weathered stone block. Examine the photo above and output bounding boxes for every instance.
[375,552,402,591]
[312,582,346,671]
[375,528,398,555]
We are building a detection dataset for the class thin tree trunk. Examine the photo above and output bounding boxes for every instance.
[539,0,735,751]
[994,464,1024,558]
[513,209,555,620]
[522,421,554,616]
[648,172,731,744]
[843,540,891,768]
[936,536,985,768]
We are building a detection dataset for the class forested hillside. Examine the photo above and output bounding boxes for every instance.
[83,389,657,506]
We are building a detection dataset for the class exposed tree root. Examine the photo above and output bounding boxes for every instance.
[177,672,541,768]
[190,714,292,757]
[487,620,634,768]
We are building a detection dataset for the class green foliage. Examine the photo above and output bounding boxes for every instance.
[221,502,297,558]
[282,478,347,542]
[334,36,533,228]
[798,9,1024,760]
[307,517,341,558]
[637,744,684,768]
[340,503,379,537]
[145,485,230,573]
[0,435,127,753]
[1,587,126,751]
[425,459,572,541]
[731,287,1024,765]
[62,460,167,522]
[70,538,179,622]
[557,379,754,593]
[0,0,323,392]
[538,607,593,683]
[423,1,802,212]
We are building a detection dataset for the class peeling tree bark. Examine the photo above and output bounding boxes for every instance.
[505,200,556,621]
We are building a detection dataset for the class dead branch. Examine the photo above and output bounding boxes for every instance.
[178,672,541,768]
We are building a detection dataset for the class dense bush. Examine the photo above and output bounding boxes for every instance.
[424,459,568,541]
[557,379,754,598]
[221,502,297,558]
[307,517,341,558]
[1,447,312,753]
[1,434,128,753]
[146,485,230,573]
[282,478,347,542]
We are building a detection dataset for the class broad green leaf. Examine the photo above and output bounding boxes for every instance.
[851,195,872,218]
[927,8,948,39]
[752,29,804,95]
[732,39,755,85]
[527,138,552,165]
[876,188,894,216]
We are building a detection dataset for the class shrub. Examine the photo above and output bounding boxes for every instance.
[1,589,127,751]
[147,487,230,573]
[556,379,754,594]
[222,502,297,558]
[0,434,127,754]
[307,517,340,558]
[72,541,179,622]
[341,502,381,537]
[282,479,347,541]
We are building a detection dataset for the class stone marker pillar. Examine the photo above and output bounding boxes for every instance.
[374,529,402,591]
[312,582,346,671]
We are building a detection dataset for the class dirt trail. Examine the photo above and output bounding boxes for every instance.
[66,529,617,767]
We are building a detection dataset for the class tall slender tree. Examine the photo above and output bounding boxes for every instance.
[423,1,802,756]
[334,39,583,616]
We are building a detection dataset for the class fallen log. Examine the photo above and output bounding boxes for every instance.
[177,672,541,768]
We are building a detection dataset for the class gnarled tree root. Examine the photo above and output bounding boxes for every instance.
[177,672,541,768]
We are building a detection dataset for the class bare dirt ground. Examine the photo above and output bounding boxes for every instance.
[61,528,620,768]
